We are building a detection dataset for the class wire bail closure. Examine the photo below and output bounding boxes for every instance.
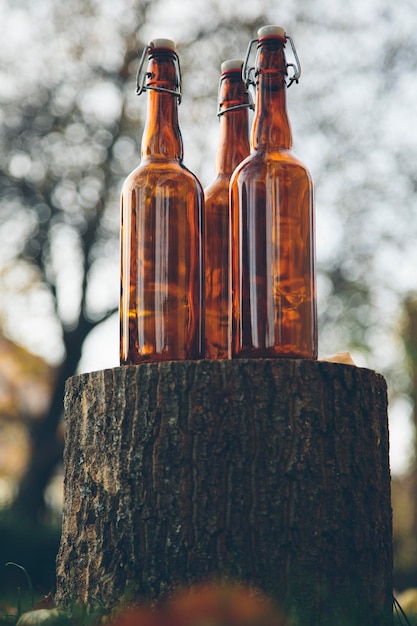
[135,43,182,103]
[217,74,255,117]
[242,33,301,90]
[217,101,254,117]
[217,62,255,118]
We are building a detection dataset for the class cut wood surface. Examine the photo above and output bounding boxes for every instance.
[55,359,393,626]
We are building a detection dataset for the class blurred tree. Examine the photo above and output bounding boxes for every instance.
[0,0,155,519]
[392,296,417,587]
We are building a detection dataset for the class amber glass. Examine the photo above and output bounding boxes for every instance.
[230,33,317,359]
[120,44,204,364]
[204,63,250,359]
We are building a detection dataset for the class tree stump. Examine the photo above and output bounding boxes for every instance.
[55,359,393,626]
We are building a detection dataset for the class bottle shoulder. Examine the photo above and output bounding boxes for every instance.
[122,159,204,194]
[204,178,230,211]
[231,149,312,183]
[204,174,230,198]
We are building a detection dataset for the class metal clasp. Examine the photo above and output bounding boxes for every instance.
[285,35,302,87]
[242,38,258,89]
[217,101,254,117]
[217,75,255,117]
[135,43,182,103]
[242,33,302,90]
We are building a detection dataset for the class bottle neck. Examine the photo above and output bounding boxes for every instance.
[216,72,250,176]
[251,40,292,151]
[141,50,183,161]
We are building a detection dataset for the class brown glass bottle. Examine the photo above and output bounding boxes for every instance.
[204,59,251,359]
[230,26,317,359]
[120,39,204,364]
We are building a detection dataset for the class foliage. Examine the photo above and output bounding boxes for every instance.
[0,512,60,599]
[3,581,416,626]
[2,582,290,626]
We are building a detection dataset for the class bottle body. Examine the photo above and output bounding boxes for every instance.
[120,160,204,363]
[204,61,250,359]
[204,176,231,359]
[120,41,204,364]
[230,28,317,359]
[231,150,316,358]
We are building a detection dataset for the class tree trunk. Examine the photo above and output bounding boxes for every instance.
[55,359,393,626]
[13,315,95,521]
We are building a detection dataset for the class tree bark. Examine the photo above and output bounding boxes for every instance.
[55,359,393,626]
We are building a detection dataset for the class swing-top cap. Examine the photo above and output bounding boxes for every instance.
[148,38,176,52]
[257,25,286,41]
[220,59,244,74]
